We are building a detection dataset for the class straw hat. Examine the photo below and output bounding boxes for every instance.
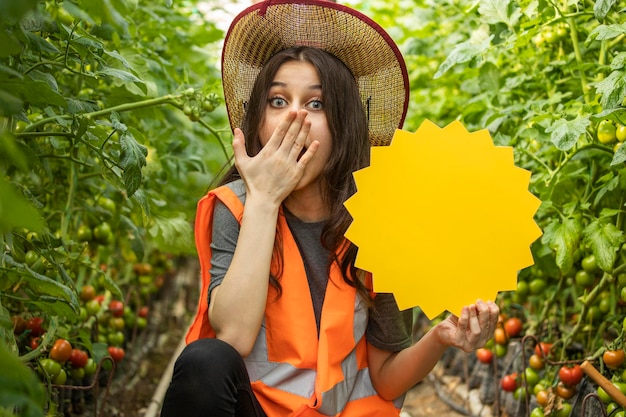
[221,0,409,146]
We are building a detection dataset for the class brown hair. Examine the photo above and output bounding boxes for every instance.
[219,46,372,302]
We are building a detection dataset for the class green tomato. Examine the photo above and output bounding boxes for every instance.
[83,358,97,376]
[93,222,113,244]
[514,386,527,401]
[616,124,626,142]
[53,368,67,385]
[39,358,62,379]
[554,402,572,417]
[85,299,101,316]
[529,278,547,295]
[581,254,598,273]
[597,386,612,403]
[598,120,617,144]
[107,330,125,346]
[495,343,507,358]
[530,407,545,417]
[516,280,529,296]
[606,402,620,414]
[575,270,595,288]
[524,367,540,387]
[70,367,85,381]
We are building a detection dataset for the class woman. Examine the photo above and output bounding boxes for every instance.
[161,2,499,416]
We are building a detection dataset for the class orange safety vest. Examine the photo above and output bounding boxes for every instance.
[186,182,403,417]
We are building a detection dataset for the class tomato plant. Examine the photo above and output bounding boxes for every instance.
[0,0,228,412]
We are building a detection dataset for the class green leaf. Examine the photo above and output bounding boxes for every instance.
[594,0,618,20]
[0,80,67,108]
[23,32,60,54]
[541,216,583,273]
[478,0,521,26]
[0,90,23,117]
[0,30,23,58]
[611,52,626,70]
[0,179,43,233]
[96,67,143,84]
[148,214,194,255]
[595,70,626,110]
[582,219,624,271]
[546,117,590,151]
[95,270,123,300]
[0,342,45,417]
[0,0,38,21]
[434,35,493,79]
[119,132,147,197]
[589,23,626,42]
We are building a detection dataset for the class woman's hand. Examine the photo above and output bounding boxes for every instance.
[232,110,319,206]
[435,300,499,353]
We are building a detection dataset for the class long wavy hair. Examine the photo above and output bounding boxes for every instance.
[218,46,372,303]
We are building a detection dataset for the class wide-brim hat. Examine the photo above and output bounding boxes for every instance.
[221,0,409,146]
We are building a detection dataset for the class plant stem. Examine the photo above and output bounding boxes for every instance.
[23,95,179,133]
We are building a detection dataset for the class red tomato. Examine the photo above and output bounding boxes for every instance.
[559,364,583,386]
[504,317,523,338]
[69,348,89,368]
[26,317,45,337]
[108,300,125,318]
[476,348,493,364]
[30,336,41,350]
[534,342,553,358]
[138,306,149,319]
[50,339,72,363]
[501,373,518,392]
[107,346,125,363]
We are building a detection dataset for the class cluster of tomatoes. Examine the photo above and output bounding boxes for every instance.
[12,282,152,391]
[596,119,626,153]
[475,313,626,417]
[12,317,97,387]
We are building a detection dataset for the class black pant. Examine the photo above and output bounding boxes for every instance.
[161,338,267,417]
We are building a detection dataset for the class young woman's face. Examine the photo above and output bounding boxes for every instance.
[259,60,333,192]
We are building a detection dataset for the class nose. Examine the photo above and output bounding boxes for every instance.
[290,101,308,114]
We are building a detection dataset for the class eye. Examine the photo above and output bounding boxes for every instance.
[307,99,324,111]
[268,96,287,107]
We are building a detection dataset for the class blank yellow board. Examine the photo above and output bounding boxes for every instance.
[344,120,543,319]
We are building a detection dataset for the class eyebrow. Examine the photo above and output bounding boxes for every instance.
[270,81,322,90]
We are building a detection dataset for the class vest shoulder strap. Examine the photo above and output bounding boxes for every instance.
[185,183,244,343]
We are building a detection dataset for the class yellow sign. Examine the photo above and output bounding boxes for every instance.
[344,120,542,319]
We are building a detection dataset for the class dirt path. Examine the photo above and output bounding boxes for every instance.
[402,378,466,417]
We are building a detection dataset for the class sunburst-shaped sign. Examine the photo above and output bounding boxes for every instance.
[344,120,542,319]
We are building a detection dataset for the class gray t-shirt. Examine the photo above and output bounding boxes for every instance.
[207,183,412,352]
